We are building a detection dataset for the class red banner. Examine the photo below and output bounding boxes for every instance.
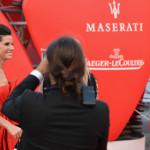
[23,0,150,140]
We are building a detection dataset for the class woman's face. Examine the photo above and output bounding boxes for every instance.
[0,35,14,62]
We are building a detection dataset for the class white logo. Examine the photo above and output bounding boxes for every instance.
[87,48,144,71]
[109,48,123,60]
[85,0,144,32]
[108,0,120,19]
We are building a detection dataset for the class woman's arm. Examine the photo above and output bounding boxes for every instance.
[0,116,22,139]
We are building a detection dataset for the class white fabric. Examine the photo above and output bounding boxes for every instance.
[30,70,43,83]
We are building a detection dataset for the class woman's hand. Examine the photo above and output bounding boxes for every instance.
[36,58,49,75]
[0,116,22,140]
[7,123,22,140]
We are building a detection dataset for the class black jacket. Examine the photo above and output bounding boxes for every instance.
[2,74,109,150]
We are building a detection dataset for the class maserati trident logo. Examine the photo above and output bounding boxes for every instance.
[85,0,143,32]
[108,0,120,19]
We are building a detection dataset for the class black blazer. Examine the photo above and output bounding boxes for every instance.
[2,75,109,150]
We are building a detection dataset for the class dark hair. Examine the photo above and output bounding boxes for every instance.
[46,36,86,95]
[0,24,11,41]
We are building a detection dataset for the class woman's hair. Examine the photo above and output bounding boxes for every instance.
[0,24,11,41]
[46,36,86,95]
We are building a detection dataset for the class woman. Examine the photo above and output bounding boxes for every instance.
[2,36,109,150]
[0,24,22,150]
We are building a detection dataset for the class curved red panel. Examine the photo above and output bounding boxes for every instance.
[23,0,150,140]
[0,12,32,82]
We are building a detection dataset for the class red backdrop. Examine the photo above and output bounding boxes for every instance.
[21,0,150,140]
